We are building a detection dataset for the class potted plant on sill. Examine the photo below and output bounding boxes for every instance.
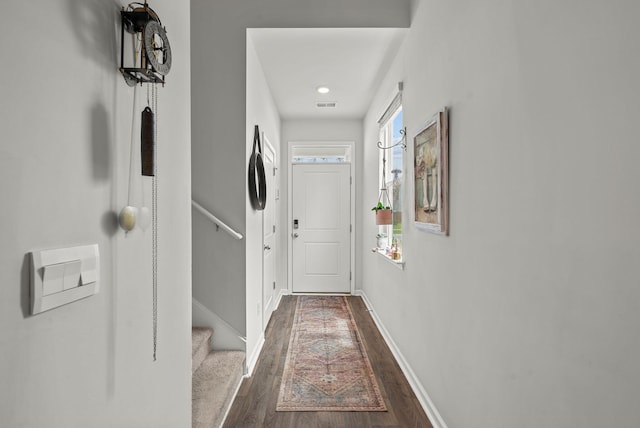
[372,201,392,225]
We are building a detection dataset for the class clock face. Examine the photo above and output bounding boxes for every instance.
[144,20,172,76]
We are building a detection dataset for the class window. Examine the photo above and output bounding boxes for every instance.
[292,156,346,163]
[376,94,404,263]
[291,146,352,164]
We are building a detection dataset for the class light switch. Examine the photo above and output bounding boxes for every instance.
[30,244,100,315]
[42,263,65,296]
[63,260,82,290]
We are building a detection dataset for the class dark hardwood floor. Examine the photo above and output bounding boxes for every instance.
[223,295,433,428]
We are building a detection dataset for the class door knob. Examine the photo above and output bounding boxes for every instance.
[292,233,299,238]
[264,245,271,251]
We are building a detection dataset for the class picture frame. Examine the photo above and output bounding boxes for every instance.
[413,107,449,235]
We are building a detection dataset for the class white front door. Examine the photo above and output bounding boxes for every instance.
[262,136,277,328]
[292,163,351,293]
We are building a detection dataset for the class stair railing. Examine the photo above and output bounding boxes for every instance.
[191,199,243,240]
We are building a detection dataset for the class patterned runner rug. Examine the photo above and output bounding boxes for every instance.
[276,296,387,412]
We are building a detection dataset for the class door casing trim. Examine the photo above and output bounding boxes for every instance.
[287,141,356,295]
[262,134,278,331]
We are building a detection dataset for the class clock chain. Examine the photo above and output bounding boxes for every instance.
[150,82,159,361]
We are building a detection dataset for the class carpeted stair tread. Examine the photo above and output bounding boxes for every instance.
[192,327,213,374]
[192,350,245,428]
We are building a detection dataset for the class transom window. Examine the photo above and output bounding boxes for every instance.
[291,146,352,164]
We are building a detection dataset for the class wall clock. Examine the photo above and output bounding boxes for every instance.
[119,1,172,86]
[117,1,171,362]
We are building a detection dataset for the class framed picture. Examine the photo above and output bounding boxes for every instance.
[413,107,449,235]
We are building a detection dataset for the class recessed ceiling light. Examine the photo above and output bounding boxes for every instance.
[316,86,330,94]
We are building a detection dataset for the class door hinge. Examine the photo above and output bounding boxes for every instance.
[350,271,352,280]
[273,167,276,176]
[350,176,352,185]
[273,225,276,233]
[273,281,276,290]
[350,224,352,232]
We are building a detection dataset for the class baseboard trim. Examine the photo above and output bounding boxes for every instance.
[192,298,246,351]
[245,333,265,377]
[354,290,448,428]
[274,288,289,311]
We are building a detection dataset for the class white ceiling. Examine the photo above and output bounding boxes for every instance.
[249,28,407,120]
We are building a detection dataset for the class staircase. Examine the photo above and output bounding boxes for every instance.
[192,327,245,428]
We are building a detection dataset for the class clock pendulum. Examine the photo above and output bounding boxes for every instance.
[119,82,141,233]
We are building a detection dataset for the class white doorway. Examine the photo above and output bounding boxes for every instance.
[288,142,355,294]
[262,135,277,328]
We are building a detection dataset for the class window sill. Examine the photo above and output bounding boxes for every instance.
[372,248,405,270]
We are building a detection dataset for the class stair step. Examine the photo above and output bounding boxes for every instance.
[192,327,213,374]
[192,350,245,428]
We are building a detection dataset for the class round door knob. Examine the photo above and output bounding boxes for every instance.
[264,245,271,250]
[292,233,299,238]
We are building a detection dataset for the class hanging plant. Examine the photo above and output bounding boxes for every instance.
[371,201,391,211]
[375,208,392,225]
[373,191,393,225]
[374,135,394,225]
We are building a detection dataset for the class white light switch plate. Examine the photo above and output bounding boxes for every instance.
[30,244,100,315]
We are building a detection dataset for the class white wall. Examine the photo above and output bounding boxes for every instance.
[0,1,192,427]
[190,0,411,366]
[281,119,363,292]
[361,1,640,427]
[190,0,247,337]
[245,34,282,364]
